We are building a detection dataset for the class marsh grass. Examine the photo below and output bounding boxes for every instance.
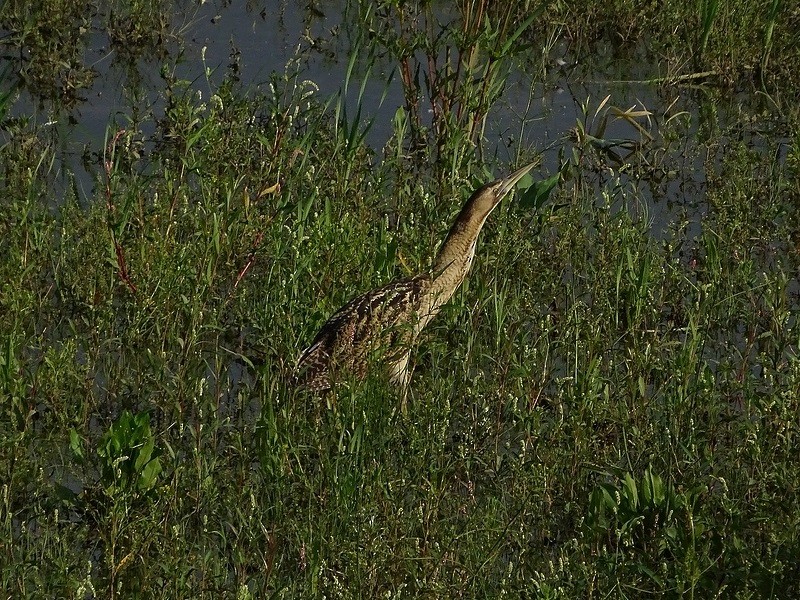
[2,1,800,598]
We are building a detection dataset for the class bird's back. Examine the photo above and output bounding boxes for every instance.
[294,274,431,393]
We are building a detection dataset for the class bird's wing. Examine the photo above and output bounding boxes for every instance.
[294,275,429,388]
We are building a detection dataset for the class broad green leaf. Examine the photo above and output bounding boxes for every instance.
[519,171,559,210]
[70,429,85,461]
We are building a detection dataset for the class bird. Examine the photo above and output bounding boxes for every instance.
[294,162,536,398]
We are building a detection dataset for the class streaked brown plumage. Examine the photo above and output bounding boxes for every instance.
[294,162,535,395]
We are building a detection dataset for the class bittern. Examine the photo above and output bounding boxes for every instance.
[294,162,535,396]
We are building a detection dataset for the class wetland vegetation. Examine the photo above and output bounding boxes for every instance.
[1,0,799,597]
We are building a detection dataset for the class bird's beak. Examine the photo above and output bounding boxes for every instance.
[495,162,536,199]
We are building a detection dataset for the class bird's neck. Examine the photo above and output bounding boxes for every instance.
[427,198,495,314]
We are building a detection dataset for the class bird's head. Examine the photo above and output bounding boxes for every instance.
[461,161,537,225]
[433,161,538,282]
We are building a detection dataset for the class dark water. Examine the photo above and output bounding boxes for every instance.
[7,2,573,193]
[5,0,786,241]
